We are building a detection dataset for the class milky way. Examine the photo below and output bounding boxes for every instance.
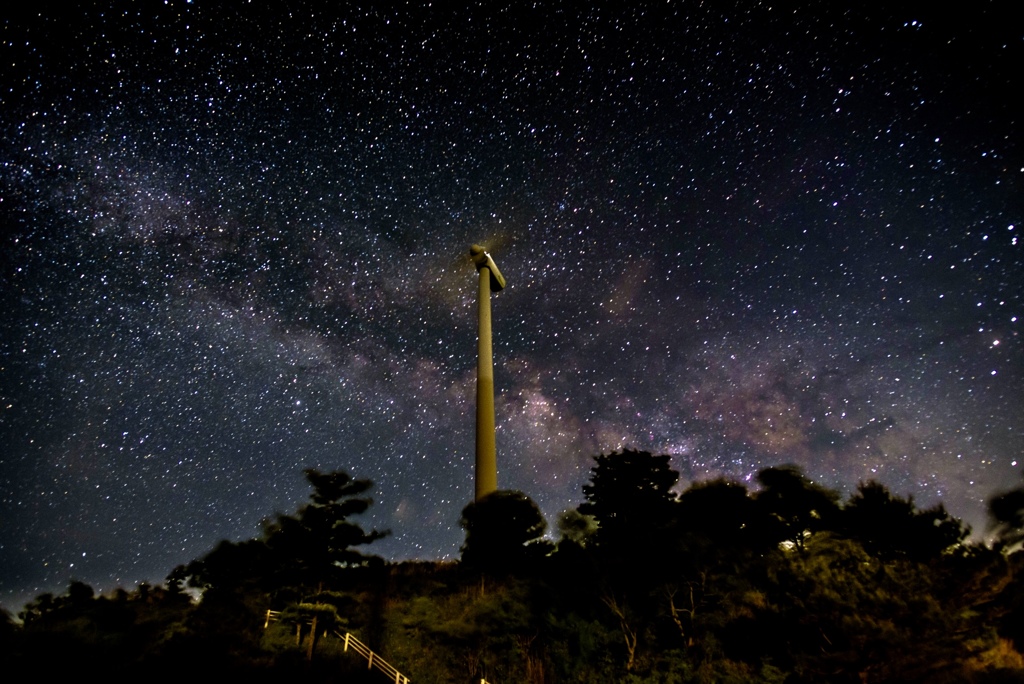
[1,3,1020,611]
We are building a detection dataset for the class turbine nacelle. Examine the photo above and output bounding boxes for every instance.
[470,244,505,292]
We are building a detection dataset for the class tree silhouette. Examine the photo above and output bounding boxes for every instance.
[841,480,967,561]
[666,478,769,659]
[165,468,389,672]
[676,478,756,550]
[182,538,272,592]
[579,449,678,558]
[460,490,549,574]
[990,474,1024,552]
[6,463,1023,681]
[263,468,389,589]
[755,464,839,551]
[575,450,679,671]
[11,580,196,678]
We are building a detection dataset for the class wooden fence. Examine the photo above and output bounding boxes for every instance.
[337,630,410,684]
[264,609,411,683]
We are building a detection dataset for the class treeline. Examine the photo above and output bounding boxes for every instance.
[4,451,1024,683]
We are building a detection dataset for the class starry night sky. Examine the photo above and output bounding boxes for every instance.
[1,2,1020,611]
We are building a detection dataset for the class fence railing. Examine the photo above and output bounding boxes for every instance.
[336,630,409,684]
[264,610,410,683]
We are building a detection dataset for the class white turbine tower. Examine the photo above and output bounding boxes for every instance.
[470,244,505,501]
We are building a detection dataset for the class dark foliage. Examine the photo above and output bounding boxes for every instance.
[755,464,840,551]
[579,449,679,581]
[460,490,551,575]
[263,469,389,589]
[182,469,387,596]
[840,480,968,561]
[990,475,1024,551]
[5,461,1024,683]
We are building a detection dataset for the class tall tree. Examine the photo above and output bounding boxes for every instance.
[460,490,549,575]
[666,478,768,659]
[263,468,389,589]
[181,469,387,596]
[841,480,967,561]
[576,450,679,673]
[579,449,678,558]
[755,465,840,551]
[676,478,757,551]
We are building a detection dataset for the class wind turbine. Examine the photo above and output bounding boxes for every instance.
[470,244,505,501]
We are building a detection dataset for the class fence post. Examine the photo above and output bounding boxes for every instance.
[306,615,318,662]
